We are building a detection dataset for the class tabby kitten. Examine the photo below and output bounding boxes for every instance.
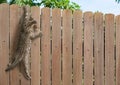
[5,6,42,80]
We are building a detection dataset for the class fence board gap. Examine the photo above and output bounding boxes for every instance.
[61,10,63,85]
[73,10,83,85]
[62,9,72,85]
[105,14,115,85]
[83,12,93,85]
[41,7,51,85]
[40,7,42,85]
[0,3,10,85]
[52,8,61,85]
[94,12,104,85]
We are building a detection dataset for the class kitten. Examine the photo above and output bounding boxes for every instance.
[5,6,42,80]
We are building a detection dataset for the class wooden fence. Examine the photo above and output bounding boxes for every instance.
[0,3,120,85]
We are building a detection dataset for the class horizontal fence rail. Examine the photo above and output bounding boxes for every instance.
[0,3,120,85]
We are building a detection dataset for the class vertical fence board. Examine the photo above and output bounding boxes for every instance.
[116,15,120,85]
[31,6,41,85]
[9,4,20,85]
[41,8,51,85]
[20,6,31,85]
[94,13,104,85]
[62,10,72,85]
[52,8,61,85]
[84,12,93,85]
[105,14,115,85]
[0,3,9,85]
[73,10,83,85]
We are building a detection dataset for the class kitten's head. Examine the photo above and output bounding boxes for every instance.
[24,16,38,33]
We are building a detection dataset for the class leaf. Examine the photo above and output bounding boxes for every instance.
[0,0,6,3]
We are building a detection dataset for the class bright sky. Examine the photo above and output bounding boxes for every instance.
[72,0,120,15]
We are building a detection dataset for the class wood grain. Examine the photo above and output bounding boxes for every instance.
[84,12,93,85]
[41,8,51,85]
[94,12,104,85]
[73,10,83,85]
[105,14,115,85]
[62,9,72,85]
[0,3,9,85]
[116,15,120,85]
[52,8,61,85]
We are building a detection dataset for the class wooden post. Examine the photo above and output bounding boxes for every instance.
[105,14,115,85]
[0,3,10,85]
[94,12,104,85]
[62,9,72,85]
[84,12,93,85]
[41,8,51,85]
[73,10,83,85]
[52,8,61,85]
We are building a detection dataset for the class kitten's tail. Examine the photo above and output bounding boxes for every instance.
[23,6,31,20]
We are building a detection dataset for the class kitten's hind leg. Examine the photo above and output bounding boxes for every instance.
[20,54,31,80]
[7,55,16,67]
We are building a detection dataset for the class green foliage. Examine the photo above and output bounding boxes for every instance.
[0,0,6,3]
[116,0,120,3]
[40,0,80,11]
[0,0,80,11]
[8,0,35,6]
